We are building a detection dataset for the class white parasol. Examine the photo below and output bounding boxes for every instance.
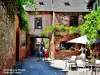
[67,35,90,44]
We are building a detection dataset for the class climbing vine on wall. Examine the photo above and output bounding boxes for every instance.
[16,0,37,32]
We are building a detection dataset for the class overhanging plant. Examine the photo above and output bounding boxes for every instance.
[78,7,100,45]
[16,0,37,32]
[40,25,78,38]
[16,0,37,45]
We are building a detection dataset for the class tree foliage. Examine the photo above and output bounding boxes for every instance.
[78,7,100,44]
[16,0,35,6]
[43,38,49,47]
[40,25,77,37]
[40,6,100,47]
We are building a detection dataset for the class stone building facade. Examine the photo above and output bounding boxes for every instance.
[54,12,85,26]
[0,1,28,74]
[0,0,18,75]
[25,0,90,59]
[53,12,87,58]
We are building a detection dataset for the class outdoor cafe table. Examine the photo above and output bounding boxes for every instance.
[86,63,100,75]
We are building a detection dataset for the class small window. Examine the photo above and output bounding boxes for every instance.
[64,2,70,6]
[39,2,44,5]
[35,17,42,29]
[70,16,78,27]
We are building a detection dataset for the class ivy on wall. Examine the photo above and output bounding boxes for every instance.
[16,0,37,32]
[16,0,37,46]
[16,0,29,32]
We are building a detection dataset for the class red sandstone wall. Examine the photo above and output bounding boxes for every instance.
[54,35,80,59]
[19,30,27,60]
[19,46,27,61]
[55,50,79,59]
[55,35,73,44]
[0,14,19,75]
[0,53,16,75]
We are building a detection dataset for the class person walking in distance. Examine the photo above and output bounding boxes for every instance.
[44,48,48,60]
[37,44,43,61]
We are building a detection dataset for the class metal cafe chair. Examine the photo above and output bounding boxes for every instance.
[65,56,77,70]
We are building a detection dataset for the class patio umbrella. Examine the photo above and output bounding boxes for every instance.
[67,36,89,63]
[67,35,90,44]
[67,36,100,61]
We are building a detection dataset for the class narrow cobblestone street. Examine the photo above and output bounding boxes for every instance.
[14,57,66,75]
